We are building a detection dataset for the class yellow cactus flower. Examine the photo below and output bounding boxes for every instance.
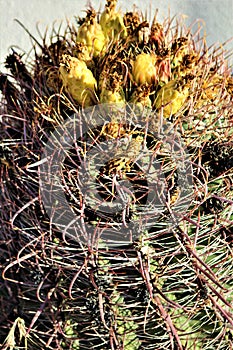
[59,54,97,107]
[76,10,106,57]
[154,79,189,117]
[132,53,157,85]
[100,0,127,41]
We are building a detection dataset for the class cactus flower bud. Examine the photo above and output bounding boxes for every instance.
[154,79,189,117]
[76,10,106,57]
[59,54,97,107]
[100,0,127,41]
[132,53,157,85]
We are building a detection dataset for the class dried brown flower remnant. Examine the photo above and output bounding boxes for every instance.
[100,71,126,104]
[124,12,149,43]
[130,84,152,108]
[149,22,165,50]
[171,37,189,68]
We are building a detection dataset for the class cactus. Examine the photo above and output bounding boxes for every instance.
[0,1,233,349]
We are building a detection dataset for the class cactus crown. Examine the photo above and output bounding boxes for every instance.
[0,0,232,349]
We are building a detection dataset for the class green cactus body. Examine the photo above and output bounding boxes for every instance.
[0,0,233,349]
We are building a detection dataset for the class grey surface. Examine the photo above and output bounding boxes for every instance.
[0,0,233,71]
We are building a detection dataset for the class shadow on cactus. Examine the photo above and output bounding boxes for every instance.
[0,0,233,349]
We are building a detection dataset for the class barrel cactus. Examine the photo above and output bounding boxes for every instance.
[0,0,232,349]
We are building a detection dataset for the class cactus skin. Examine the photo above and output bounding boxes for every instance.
[0,0,233,349]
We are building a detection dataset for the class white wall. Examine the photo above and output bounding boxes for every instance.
[0,0,233,71]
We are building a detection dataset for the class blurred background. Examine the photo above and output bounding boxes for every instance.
[0,0,233,71]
